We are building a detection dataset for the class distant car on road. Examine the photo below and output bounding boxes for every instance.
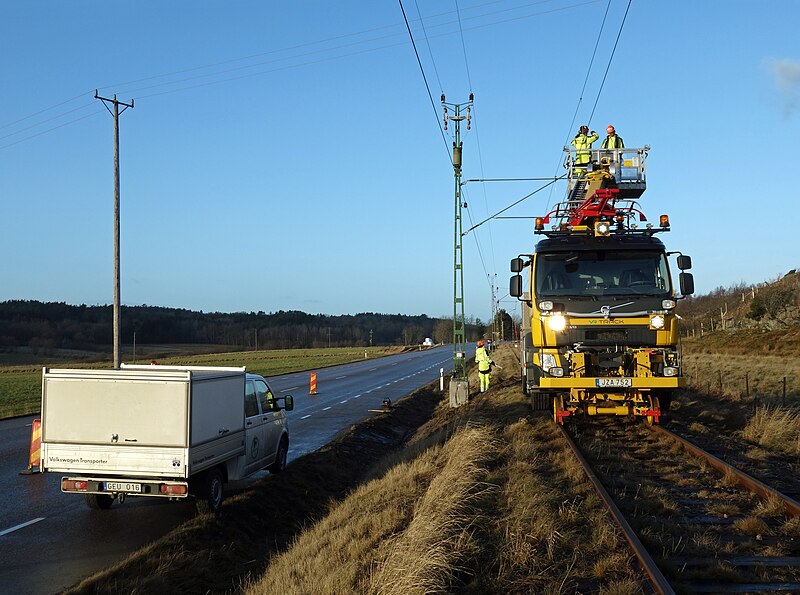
[422,337,435,347]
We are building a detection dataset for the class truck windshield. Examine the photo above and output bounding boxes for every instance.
[535,250,671,297]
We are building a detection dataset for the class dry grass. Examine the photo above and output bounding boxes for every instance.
[753,494,788,518]
[682,352,800,402]
[244,425,496,595]
[732,516,770,537]
[741,406,800,456]
[368,426,496,595]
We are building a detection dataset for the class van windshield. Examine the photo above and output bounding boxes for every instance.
[535,250,671,297]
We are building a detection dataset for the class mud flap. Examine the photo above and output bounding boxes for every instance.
[530,392,551,411]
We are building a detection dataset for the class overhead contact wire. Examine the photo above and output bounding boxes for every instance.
[399,0,452,162]
[414,0,444,93]
[545,0,612,210]
[588,0,632,123]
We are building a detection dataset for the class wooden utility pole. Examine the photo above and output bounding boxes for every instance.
[95,91,134,369]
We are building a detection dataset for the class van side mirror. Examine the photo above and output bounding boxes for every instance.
[679,272,694,296]
[677,255,692,270]
[510,275,523,297]
[511,257,524,273]
[282,395,294,411]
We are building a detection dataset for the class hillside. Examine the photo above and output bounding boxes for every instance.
[677,269,800,337]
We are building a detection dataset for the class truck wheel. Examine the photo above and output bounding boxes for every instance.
[196,468,224,515]
[268,437,288,474]
[646,396,660,426]
[85,494,114,510]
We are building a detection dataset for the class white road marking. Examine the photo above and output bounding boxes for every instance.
[281,386,300,392]
[369,368,377,371]
[335,375,347,379]
[353,394,361,398]
[323,406,332,411]
[301,414,312,420]
[340,400,348,404]
[0,517,45,537]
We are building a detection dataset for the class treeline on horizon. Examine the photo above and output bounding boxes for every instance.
[0,300,487,351]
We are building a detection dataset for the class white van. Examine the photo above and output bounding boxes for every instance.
[40,365,293,513]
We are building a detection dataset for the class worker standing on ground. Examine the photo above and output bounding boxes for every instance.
[475,340,494,393]
[602,125,624,149]
[571,125,598,177]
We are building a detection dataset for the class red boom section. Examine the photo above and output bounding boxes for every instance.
[568,188,619,227]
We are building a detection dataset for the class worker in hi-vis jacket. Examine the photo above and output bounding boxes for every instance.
[475,340,494,393]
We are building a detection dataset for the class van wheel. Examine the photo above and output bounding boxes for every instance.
[85,494,114,510]
[196,468,224,514]
[268,437,288,474]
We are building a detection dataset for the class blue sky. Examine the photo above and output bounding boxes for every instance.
[1,1,798,322]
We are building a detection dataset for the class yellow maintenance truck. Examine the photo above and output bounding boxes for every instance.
[509,145,694,424]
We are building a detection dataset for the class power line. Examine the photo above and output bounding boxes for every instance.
[1,0,597,152]
[0,91,91,131]
[463,174,566,235]
[399,0,452,162]
[414,0,444,92]
[0,109,104,151]
[545,0,612,210]
[588,0,633,124]
[463,192,494,289]
[454,0,474,91]
[466,107,497,286]
[0,101,97,142]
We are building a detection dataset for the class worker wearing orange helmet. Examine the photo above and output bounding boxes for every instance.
[475,340,494,393]
[602,125,624,149]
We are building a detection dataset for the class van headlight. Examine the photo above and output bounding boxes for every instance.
[649,314,665,330]
[548,314,567,332]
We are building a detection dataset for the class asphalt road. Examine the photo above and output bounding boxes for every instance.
[0,345,469,594]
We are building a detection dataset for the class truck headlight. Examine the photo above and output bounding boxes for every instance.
[649,314,665,329]
[540,353,558,373]
[663,366,678,377]
[549,367,565,377]
[538,300,554,311]
[661,299,676,310]
[548,314,567,332]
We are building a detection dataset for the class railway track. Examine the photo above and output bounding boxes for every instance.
[560,419,800,594]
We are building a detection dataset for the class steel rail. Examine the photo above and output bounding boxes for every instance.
[650,425,800,518]
[557,425,675,595]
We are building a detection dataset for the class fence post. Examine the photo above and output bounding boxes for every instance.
[783,376,787,407]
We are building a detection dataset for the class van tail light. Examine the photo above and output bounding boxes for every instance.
[62,479,88,492]
[160,483,188,495]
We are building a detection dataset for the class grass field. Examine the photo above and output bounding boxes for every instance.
[0,345,407,419]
